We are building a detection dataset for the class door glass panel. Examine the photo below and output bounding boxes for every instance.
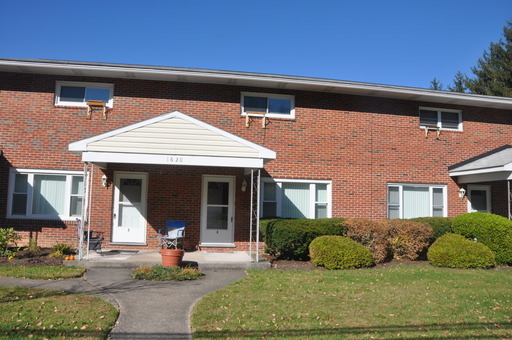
[470,190,487,212]
[119,205,140,227]
[207,207,228,230]
[120,178,142,203]
[207,182,229,205]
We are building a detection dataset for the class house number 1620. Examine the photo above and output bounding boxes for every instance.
[167,156,184,163]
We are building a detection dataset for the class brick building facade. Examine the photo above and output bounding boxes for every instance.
[1,59,512,252]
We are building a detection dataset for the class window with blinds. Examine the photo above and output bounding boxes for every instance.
[387,183,446,219]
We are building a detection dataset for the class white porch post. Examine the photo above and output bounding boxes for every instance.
[255,169,261,262]
[249,168,261,262]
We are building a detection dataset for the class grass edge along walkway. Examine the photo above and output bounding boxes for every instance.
[192,265,512,339]
[0,286,118,339]
[0,266,86,279]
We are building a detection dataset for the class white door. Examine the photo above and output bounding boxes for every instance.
[467,185,491,213]
[200,175,235,245]
[112,172,148,244]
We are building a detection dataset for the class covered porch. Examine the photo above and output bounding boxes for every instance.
[449,145,512,218]
[69,111,276,260]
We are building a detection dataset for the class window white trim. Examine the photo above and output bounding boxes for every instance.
[55,81,114,107]
[7,168,85,220]
[419,106,462,131]
[387,183,447,218]
[261,178,332,218]
[241,92,295,119]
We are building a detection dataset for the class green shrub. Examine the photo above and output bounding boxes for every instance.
[382,220,433,260]
[410,217,454,240]
[309,236,374,269]
[427,233,496,268]
[52,243,75,255]
[452,212,512,265]
[132,265,204,281]
[343,218,392,263]
[259,218,291,241]
[265,218,346,260]
[0,228,22,259]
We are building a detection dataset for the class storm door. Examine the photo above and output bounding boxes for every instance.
[112,172,148,244]
[200,175,235,245]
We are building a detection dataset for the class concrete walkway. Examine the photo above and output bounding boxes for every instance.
[0,267,246,339]
[71,249,270,270]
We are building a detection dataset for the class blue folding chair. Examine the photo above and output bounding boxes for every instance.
[157,221,185,249]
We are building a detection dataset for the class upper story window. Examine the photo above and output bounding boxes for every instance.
[55,81,114,107]
[7,168,84,221]
[419,107,462,131]
[241,92,295,119]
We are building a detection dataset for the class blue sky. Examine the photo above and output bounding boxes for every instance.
[1,0,510,89]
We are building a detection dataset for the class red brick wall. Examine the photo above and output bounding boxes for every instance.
[1,71,512,248]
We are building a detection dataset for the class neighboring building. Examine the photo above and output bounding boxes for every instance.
[1,59,512,252]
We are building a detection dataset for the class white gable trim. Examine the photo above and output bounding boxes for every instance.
[81,152,264,168]
[69,111,276,168]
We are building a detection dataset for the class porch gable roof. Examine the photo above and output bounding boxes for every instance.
[69,111,276,168]
[449,145,512,183]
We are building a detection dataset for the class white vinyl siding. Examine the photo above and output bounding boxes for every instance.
[7,169,84,220]
[387,183,446,219]
[55,81,114,107]
[419,107,462,131]
[261,179,331,219]
[86,116,259,158]
[241,92,295,119]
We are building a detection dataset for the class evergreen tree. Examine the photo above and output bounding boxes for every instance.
[465,21,512,97]
[430,77,444,90]
[448,71,468,93]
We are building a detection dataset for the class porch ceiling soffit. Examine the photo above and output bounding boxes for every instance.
[449,145,512,183]
[69,111,276,168]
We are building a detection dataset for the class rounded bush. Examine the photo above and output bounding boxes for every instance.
[265,218,346,260]
[410,217,454,240]
[452,212,512,265]
[427,233,496,268]
[309,235,374,269]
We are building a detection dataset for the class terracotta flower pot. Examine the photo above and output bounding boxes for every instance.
[161,249,184,267]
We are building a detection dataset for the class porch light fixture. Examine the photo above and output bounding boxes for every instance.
[101,174,108,188]
[241,178,247,192]
[457,188,466,199]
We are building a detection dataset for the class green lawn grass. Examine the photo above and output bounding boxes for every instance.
[0,286,118,339]
[192,265,512,339]
[0,266,86,279]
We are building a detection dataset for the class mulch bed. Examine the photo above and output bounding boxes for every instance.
[0,248,64,267]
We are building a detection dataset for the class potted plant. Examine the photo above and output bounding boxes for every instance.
[159,226,185,267]
[161,246,184,267]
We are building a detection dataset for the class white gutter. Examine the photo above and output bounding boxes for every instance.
[2,59,512,110]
